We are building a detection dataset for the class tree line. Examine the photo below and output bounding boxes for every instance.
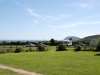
[0,39,63,46]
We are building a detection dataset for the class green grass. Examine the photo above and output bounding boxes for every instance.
[0,46,100,75]
[0,69,22,75]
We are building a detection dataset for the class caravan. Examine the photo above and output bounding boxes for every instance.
[63,40,72,46]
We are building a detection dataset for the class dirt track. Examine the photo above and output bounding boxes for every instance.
[0,64,43,75]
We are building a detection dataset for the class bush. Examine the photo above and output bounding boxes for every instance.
[43,42,50,45]
[29,48,33,52]
[95,40,100,52]
[0,50,7,54]
[89,47,95,51]
[74,45,81,51]
[83,45,94,51]
[37,46,47,51]
[25,49,29,52]
[45,46,50,51]
[14,47,23,53]
[83,44,87,51]
[56,44,67,51]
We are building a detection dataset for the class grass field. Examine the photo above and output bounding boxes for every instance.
[0,46,100,75]
[0,69,22,75]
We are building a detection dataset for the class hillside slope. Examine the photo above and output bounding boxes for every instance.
[80,34,100,44]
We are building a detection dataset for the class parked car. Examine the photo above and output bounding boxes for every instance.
[25,43,35,47]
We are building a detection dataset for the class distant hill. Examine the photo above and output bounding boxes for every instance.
[81,34,100,40]
[80,34,100,44]
[64,36,81,41]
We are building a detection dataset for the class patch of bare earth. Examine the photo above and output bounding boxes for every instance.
[0,64,43,75]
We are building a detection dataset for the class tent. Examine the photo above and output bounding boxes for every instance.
[89,38,100,47]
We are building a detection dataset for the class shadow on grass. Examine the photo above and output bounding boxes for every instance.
[94,53,100,56]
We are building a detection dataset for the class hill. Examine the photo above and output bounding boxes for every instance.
[80,34,100,44]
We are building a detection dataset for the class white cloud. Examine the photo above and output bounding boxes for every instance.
[13,1,27,8]
[27,8,44,19]
[13,1,19,5]
[56,22,83,28]
[47,21,100,29]
[83,21,100,25]
[47,22,81,29]
[81,4,89,8]
[69,0,98,10]
[13,1,70,21]
[27,8,33,13]
[13,1,44,19]
[54,14,68,20]
[89,22,100,25]
[33,20,39,24]
[46,16,53,18]
[45,14,68,21]
[85,15,100,18]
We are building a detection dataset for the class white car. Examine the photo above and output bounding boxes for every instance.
[25,43,35,47]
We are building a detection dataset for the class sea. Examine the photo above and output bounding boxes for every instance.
[0,40,49,42]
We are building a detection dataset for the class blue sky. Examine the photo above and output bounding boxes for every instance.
[0,0,100,40]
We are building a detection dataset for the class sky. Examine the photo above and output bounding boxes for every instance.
[0,0,100,40]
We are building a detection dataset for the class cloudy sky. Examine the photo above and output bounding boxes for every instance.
[0,0,100,40]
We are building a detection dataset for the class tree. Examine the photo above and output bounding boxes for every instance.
[69,38,72,40]
[50,38,55,46]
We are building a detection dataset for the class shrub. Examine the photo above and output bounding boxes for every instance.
[43,42,50,45]
[45,46,50,51]
[29,47,33,52]
[83,44,87,51]
[56,44,67,51]
[25,49,29,52]
[95,40,100,52]
[83,45,94,51]
[89,47,95,51]
[37,46,47,51]
[0,50,7,54]
[14,47,23,53]
[74,45,81,51]
[6,49,11,53]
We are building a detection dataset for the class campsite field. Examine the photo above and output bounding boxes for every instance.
[0,46,100,75]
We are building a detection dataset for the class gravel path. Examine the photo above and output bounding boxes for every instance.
[0,64,43,75]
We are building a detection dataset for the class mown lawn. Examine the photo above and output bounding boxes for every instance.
[0,46,100,75]
[0,69,22,75]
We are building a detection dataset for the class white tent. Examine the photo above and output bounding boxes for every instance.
[89,38,100,47]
